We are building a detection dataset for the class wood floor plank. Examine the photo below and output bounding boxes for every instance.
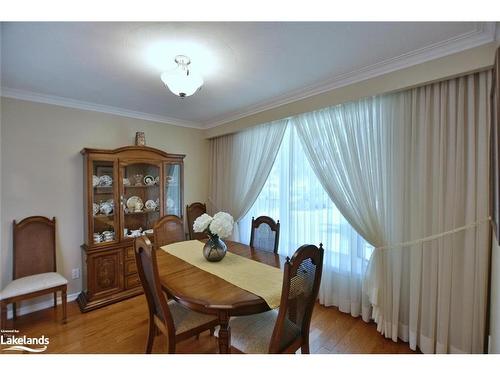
[0,295,417,354]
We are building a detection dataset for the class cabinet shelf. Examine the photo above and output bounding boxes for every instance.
[124,210,160,216]
[124,185,159,189]
[93,213,115,218]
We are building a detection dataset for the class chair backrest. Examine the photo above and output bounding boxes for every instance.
[153,215,185,248]
[13,216,57,279]
[249,216,280,254]
[186,202,207,241]
[269,244,324,353]
[134,236,176,342]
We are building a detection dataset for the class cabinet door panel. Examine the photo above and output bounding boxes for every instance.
[164,162,183,217]
[88,249,124,299]
[88,158,119,247]
[120,161,162,241]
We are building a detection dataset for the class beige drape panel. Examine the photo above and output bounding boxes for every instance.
[208,119,288,240]
[492,48,500,243]
[294,71,491,353]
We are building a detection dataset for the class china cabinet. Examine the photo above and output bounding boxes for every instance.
[77,145,184,312]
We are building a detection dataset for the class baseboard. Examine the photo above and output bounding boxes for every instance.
[6,292,80,319]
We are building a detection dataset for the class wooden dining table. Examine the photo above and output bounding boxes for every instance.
[155,240,286,354]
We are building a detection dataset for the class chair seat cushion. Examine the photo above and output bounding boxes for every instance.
[168,300,217,335]
[0,272,67,300]
[216,310,301,354]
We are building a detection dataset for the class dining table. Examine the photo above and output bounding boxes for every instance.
[155,240,286,354]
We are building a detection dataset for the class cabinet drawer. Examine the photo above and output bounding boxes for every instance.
[125,274,141,289]
[125,259,137,275]
[125,246,135,260]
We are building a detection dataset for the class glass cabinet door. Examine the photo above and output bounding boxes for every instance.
[121,162,161,240]
[164,163,182,217]
[91,160,118,246]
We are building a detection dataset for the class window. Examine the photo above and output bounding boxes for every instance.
[239,124,373,274]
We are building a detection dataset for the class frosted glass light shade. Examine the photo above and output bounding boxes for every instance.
[161,64,203,98]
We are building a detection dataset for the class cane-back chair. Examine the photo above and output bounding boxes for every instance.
[134,236,218,353]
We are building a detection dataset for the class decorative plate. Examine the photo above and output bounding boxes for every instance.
[123,178,130,186]
[145,199,157,211]
[143,175,155,185]
[126,196,143,211]
[93,203,99,215]
[154,176,160,185]
[99,175,112,187]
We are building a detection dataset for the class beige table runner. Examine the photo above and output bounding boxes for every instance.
[160,240,283,309]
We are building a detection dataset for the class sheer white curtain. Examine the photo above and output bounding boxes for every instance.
[208,119,287,240]
[293,71,491,353]
[240,124,374,320]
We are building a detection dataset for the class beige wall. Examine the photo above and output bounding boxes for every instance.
[0,98,209,304]
[205,42,499,139]
[491,232,500,353]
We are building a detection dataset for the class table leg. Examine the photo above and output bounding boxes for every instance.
[217,311,231,354]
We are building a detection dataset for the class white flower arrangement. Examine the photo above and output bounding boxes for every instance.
[193,211,234,239]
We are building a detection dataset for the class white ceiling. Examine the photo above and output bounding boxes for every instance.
[0,22,497,129]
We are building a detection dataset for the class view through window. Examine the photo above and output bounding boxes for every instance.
[239,124,373,275]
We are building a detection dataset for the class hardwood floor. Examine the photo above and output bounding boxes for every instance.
[0,295,417,354]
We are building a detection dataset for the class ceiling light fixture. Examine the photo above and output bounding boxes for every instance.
[160,55,203,98]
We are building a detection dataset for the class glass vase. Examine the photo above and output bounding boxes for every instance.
[203,234,227,262]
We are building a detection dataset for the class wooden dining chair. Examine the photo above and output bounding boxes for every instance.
[186,202,207,241]
[134,236,218,353]
[153,215,185,248]
[217,243,324,354]
[249,216,280,254]
[0,216,67,330]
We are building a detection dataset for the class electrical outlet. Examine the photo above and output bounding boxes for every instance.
[71,268,80,280]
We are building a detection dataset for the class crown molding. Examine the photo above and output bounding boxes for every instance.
[2,23,496,131]
[203,22,497,129]
[0,88,205,129]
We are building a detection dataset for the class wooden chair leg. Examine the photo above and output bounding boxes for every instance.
[54,292,58,308]
[12,302,17,320]
[0,302,7,331]
[301,337,310,354]
[145,317,155,354]
[61,286,67,324]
